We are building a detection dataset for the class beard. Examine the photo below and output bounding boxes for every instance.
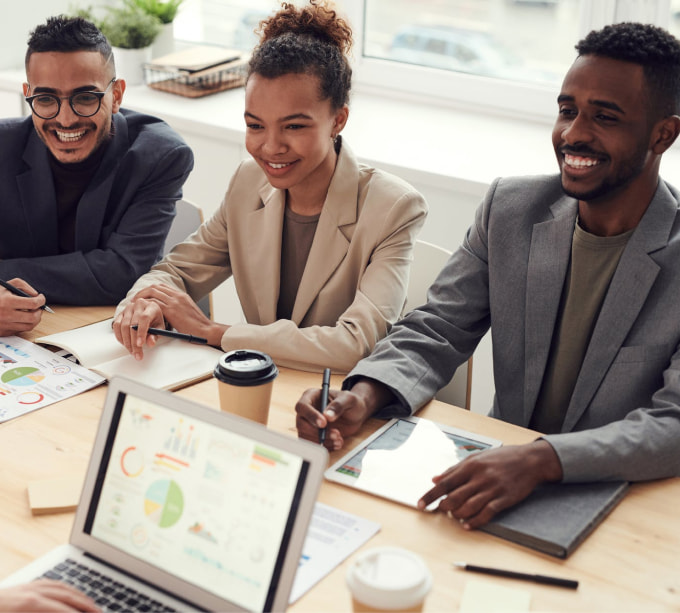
[36,118,113,165]
[559,144,648,203]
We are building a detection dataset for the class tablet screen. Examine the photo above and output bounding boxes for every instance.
[325,417,502,507]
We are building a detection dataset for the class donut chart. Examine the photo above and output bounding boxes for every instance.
[1,366,45,387]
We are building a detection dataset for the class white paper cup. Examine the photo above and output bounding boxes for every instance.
[346,547,432,612]
[213,350,278,424]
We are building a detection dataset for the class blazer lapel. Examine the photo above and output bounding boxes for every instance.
[291,145,359,323]
[16,131,59,255]
[248,183,285,324]
[523,196,577,424]
[75,113,128,252]
[562,182,673,431]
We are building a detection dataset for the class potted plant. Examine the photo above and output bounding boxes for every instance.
[127,0,185,58]
[99,4,162,85]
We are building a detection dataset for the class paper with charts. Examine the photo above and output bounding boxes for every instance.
[0,335,104,422]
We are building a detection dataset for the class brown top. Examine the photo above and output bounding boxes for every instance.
[530,222,633,433]
[276,206,320,320]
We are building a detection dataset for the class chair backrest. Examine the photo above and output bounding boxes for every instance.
[164,199,212,319]
[405,240,472,410]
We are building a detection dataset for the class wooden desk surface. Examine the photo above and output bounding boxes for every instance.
[3,307,679,611]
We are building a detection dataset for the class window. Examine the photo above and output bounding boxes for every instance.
[173,0,675,122]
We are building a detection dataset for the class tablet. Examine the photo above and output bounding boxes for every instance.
[324,416,502,508]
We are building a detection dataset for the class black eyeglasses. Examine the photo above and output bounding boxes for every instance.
[25,78,117,120]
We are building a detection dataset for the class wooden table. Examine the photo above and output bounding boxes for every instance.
[2,307,679,611]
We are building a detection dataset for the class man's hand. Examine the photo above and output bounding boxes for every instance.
[0,278,44,336]
[0,579,99,612]
[418,440,563,529]
[295,378,395,450]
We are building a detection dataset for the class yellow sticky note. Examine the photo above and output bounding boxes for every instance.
[27,476,83,515]
[459,578,532,613]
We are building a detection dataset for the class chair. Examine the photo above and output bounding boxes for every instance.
[404,239,473,410]
[163,199,212,318]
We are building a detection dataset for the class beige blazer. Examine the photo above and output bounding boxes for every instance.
[119,142,427,372]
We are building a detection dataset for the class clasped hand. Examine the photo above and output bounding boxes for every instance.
[113,283,221,359]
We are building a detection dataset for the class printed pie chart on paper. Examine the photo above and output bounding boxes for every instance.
[1,366,45,386]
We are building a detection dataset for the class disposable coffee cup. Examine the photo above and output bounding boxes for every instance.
[346,546,432,612]
[213,350,278,424]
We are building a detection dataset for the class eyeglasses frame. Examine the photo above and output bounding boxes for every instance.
[24,77,118,120]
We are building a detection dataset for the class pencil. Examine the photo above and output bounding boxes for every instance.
[0,279,54,313]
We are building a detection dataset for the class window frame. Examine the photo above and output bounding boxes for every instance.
[342,0,672,125]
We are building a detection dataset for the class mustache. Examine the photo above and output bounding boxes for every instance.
[559,145,605,157]
[42,120,93,131]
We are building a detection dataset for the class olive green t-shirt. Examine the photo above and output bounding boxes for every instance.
[276,207,320,321]
[530,222,633,434]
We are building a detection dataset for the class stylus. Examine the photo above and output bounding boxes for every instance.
[318,368,331,445]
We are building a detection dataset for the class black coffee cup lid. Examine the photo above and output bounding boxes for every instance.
[214,349,278,386]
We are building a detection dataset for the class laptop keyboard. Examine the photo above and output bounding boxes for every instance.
[40,558,178,612]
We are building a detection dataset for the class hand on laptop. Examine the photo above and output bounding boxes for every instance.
[0,579,99,612]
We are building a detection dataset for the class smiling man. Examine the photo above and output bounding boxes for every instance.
[295,22,680,527]
[0,16,193,336]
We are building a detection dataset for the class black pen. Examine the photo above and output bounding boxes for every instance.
[0,279,54,313]
[132,325,208,345]
[453,562,578,589]
[318,367,331,445]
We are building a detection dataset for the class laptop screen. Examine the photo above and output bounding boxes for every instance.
[83,390,309,612]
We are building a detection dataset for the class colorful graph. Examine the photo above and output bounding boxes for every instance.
[144,479,184,528]
[121,446,144,477]
[17,391,44,405]
[164,419,198,459]
[188,521,218,544]
[1,366,45,386]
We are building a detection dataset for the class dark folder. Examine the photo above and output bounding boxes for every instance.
[480,481,629,558]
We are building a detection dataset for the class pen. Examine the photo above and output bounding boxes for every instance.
[131,325,208,345]
[0,279,54,313]
[453,562,578,590]
[318,367,331,445]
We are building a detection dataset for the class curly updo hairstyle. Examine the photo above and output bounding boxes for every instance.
[248,0,353,110]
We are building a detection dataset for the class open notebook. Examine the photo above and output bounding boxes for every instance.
[36,319,222,391]
[1,377,328,612]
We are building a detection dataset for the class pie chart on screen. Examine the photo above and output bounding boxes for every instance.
[1,366,45,386]
[144,480,184,528]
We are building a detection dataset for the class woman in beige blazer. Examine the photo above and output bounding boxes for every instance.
[113,1,427,373]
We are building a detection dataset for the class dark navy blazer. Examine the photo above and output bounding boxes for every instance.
[0,109,193,304]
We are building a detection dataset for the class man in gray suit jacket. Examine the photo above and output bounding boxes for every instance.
[296,23,680,528]
[0,16,193,336]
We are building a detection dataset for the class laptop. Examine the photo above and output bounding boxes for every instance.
[1,376,328,612]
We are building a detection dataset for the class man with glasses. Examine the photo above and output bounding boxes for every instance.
[0,15,193,336]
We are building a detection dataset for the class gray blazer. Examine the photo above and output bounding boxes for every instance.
[348,175,680,483]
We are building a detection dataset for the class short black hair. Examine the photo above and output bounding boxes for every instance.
[25,15,113,72]
[576,22,680,118]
